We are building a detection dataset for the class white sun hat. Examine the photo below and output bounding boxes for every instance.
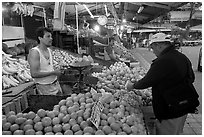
[149,33,171,45]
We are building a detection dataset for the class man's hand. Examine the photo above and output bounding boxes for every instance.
[125,80,135,91]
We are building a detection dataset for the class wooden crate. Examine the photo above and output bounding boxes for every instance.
[20,93,29,112]
[2,82,36,115]
[2,104,11,115]
[13,98,22,114]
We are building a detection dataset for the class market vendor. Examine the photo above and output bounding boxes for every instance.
[28,27,63,95]
[104,37,120,62]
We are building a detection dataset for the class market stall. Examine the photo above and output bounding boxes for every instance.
[4,2,195,135]
[2,61,153,135]
[2,46,154,135]
[2,39,153,134]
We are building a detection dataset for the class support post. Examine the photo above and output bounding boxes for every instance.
[76,5,80,54]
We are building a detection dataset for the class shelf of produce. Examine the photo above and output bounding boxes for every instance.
[50,46,80,57]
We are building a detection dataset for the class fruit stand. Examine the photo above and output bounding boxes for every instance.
[2,45,155,135]
[2,2,155,135]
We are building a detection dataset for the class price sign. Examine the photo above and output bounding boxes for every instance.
[89,101,104,129]
[96,100,104,111]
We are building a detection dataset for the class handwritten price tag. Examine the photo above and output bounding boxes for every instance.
[89,101,104,129]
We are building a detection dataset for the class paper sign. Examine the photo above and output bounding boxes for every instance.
[89,101,104,129]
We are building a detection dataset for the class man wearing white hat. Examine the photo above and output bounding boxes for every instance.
[125,33,199,134]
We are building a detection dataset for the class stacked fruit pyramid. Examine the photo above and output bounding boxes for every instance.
[2,90,147,135]
[2,52,32,90]
[2,61,152,135]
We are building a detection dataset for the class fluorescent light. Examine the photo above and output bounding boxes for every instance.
[137,6,144,13]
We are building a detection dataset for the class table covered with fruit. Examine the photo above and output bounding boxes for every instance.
[2,46,154,135]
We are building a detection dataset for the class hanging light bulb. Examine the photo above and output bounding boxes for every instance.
[94,25,100,32]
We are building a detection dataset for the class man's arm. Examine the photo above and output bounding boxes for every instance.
[133,59,172,89]
[126,59,172,90]
[28,49,61,78]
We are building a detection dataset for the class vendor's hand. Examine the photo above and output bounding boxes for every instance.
[125,80,134,91]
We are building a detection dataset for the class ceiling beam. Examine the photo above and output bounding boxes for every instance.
[65,2,104,5]
[131,2,171,10]
[77,4,105,16]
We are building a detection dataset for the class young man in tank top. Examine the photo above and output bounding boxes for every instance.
[28,27,63,95]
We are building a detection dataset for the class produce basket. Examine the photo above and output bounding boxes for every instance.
[23,95,69,113]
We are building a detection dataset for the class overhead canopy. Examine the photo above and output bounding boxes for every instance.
[33,2,187,26]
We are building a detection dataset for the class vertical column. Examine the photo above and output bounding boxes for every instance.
[76,5,79,54]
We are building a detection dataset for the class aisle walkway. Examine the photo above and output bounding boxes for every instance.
[130,48,202,135]
[182,113,202,135]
